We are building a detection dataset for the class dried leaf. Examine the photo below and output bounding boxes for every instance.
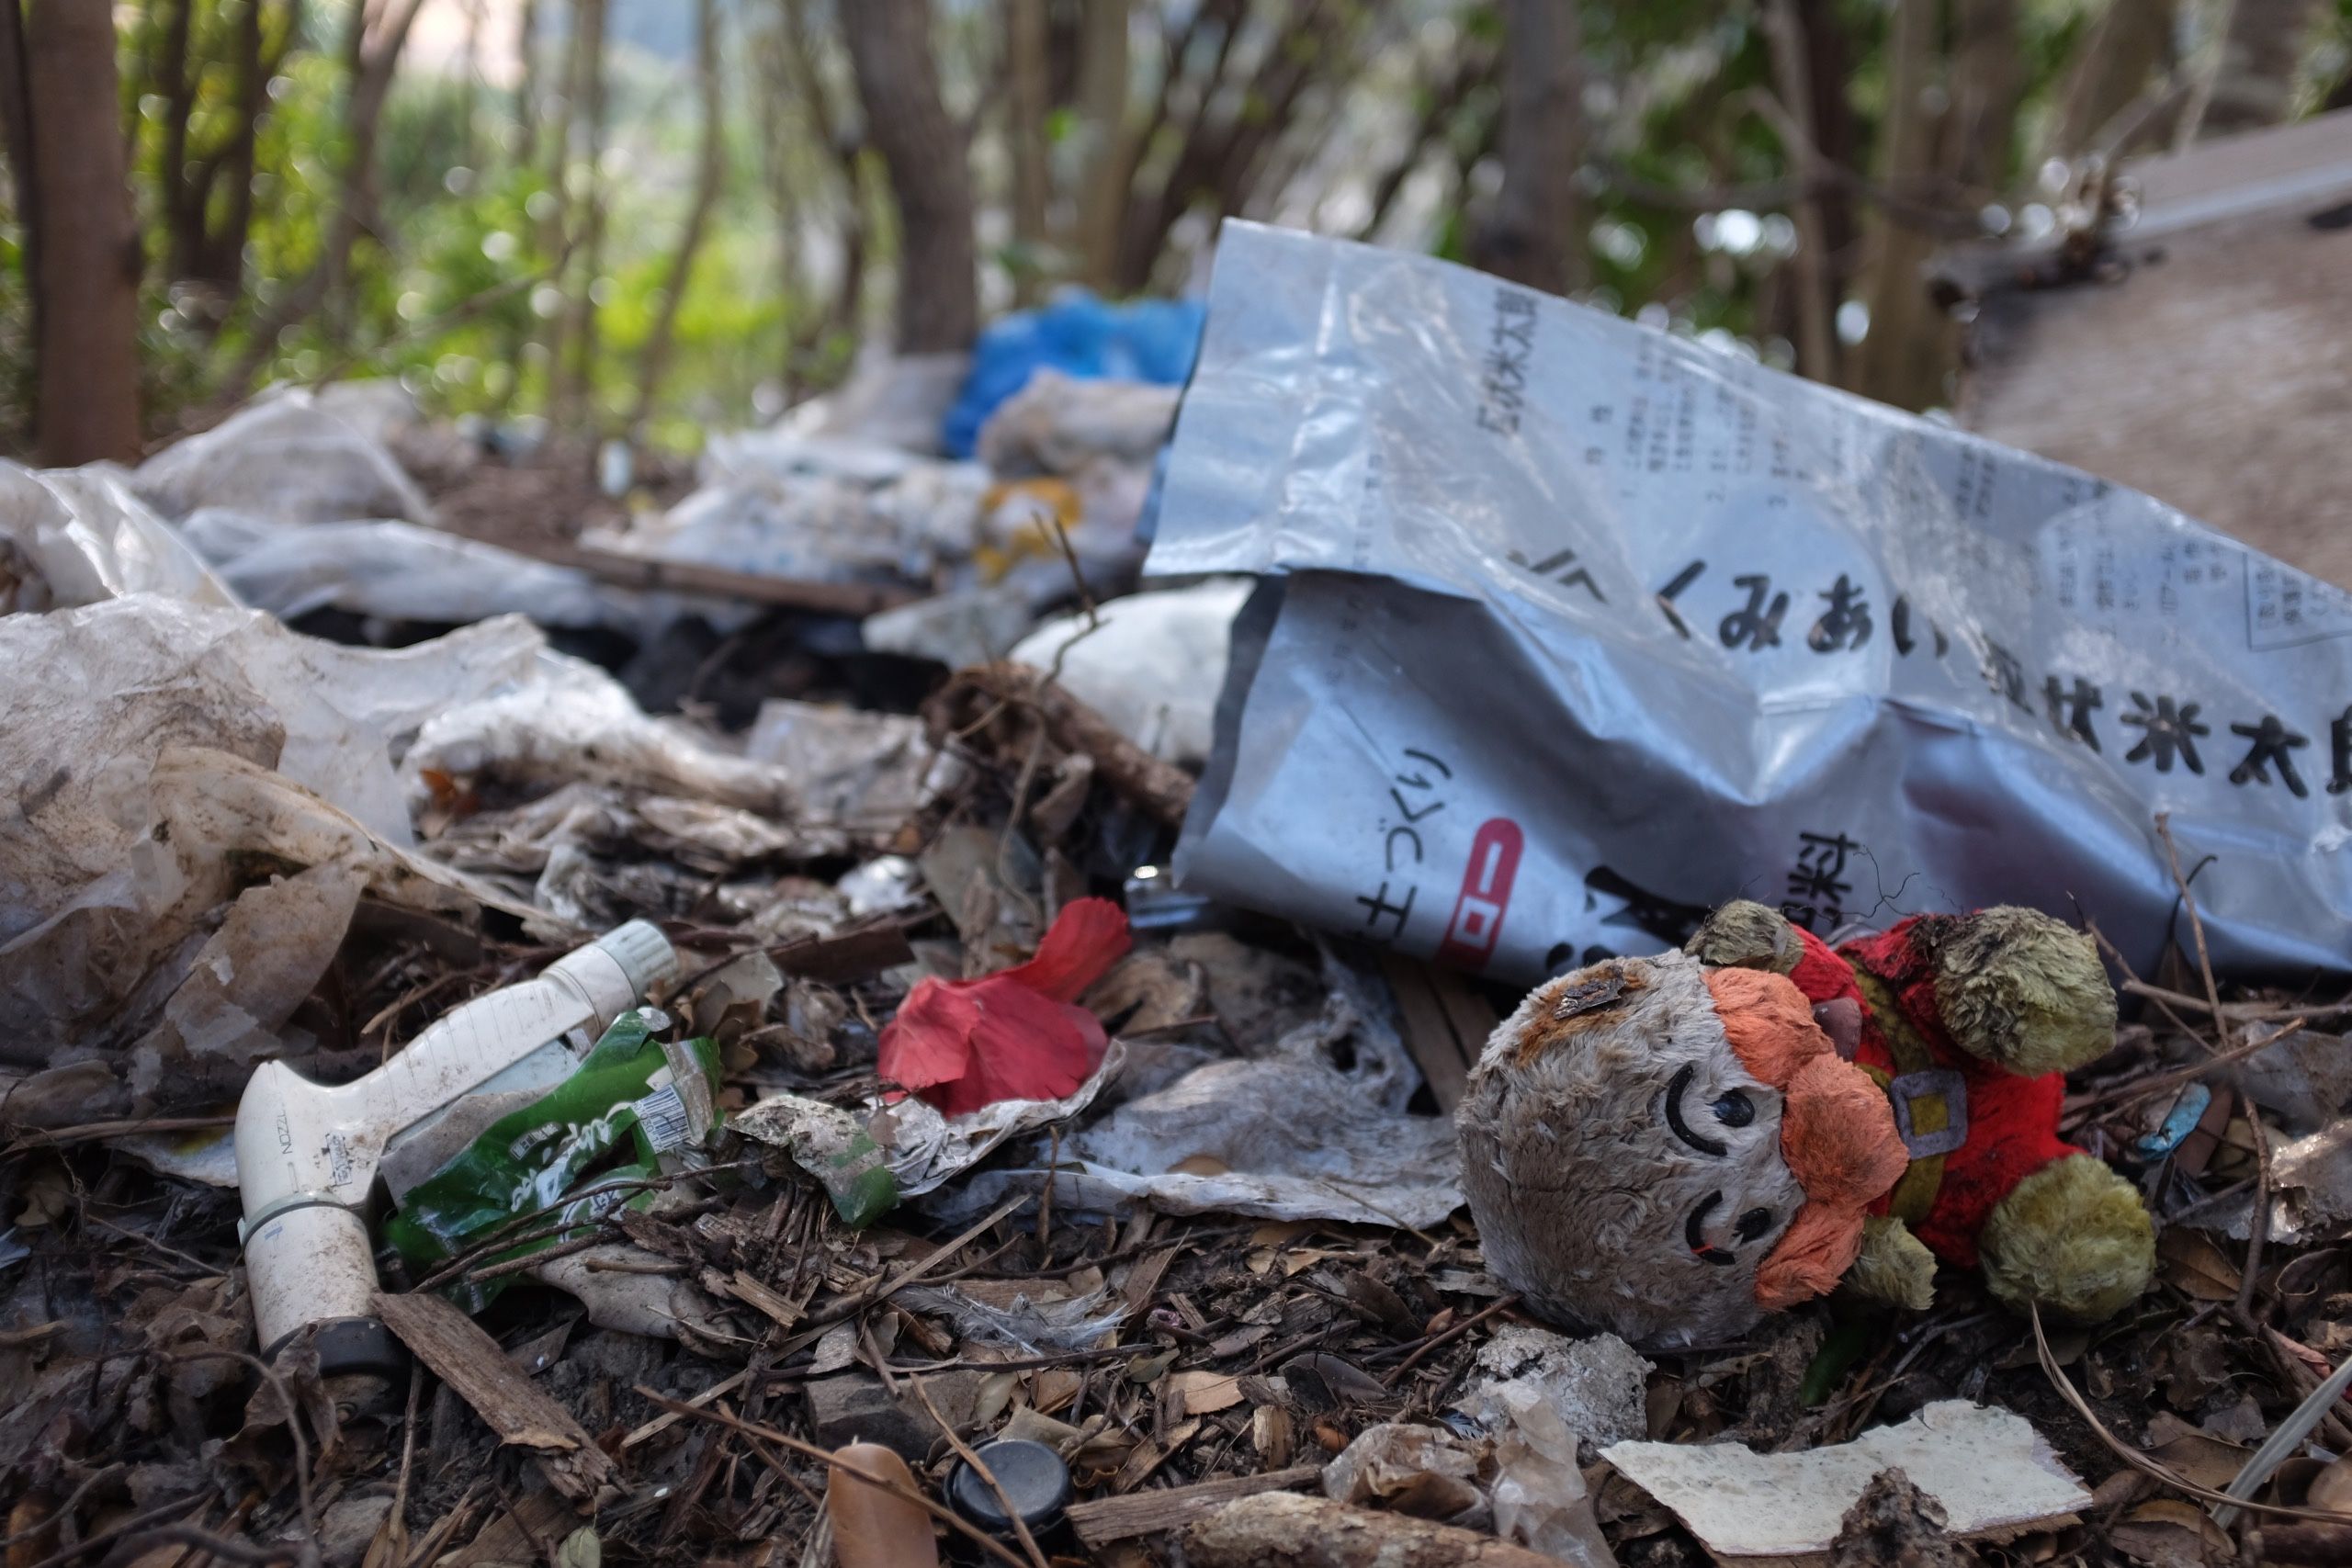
[2156,1231,2242,1302]
[2143,1415,2249,1492]
[1167,1371,1244,1418]
[2310,1452,2352,1512]
[555,1526,601,1568]
[2109,1499,2230,1568]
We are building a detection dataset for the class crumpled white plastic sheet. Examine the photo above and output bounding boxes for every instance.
[180,507,636,631]
[922,956,1463,1230]
[583,441,989,630]
[0,594,775,1118]
[976,368,1181,476]
[401,649,797,817]
[2,742,530,1122]
[1009,579,1253,767]
[745,698,944,832]
[0,461,236,613]
[873,1041,1130,1199]
[132,389,433,526]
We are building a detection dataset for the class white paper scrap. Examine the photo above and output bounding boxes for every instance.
[1600,1399,2090,1558]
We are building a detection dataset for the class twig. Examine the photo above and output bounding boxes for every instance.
[2073,1017,2305,1116]
[390,1360,423,1541]
[9,1496,209,1568]
[2030,1305,2352,1524]
[2084,919,2213,1055]
[1378,1294,1521,1386]
[2155,813,2271,1323]
[2216,1342,2352,1530]
[164,1349,321,1563]
[793,1192,1030,1337]
[2120,979,2352,1026]
[636,1390,1032,1568]
[2154,816,2230,1055]
[0,1466,125,1545]
[911,1378,1051,1568]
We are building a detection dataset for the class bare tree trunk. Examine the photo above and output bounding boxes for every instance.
[1005,0,1050,302]
[2045,0,2177,159]
[514,0,539,167]
[842,0,978,353]
[0,0,38,442]
[458,0,485,168]
[22,0,144,462]
[1068,0,1128,282]
[2197,0,2321,137]
[549,0,609,431]
[774,0,869,389]
[215,0,425,402]
[1851,0,1944,411]
[1946,0,2021,192]
[1111,0,1351,294]
[159,0,200,278]
[1470,0,1587,295]
[1762,0,1836,385]
[1356,42,1490,243]
[628,0,723,439]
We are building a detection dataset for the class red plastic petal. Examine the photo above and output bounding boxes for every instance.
[875,899,1129,1117]
[1001,897,1132,1003]
[875,980,979,1093]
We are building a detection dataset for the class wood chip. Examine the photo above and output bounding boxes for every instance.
[1117,1245,1179,1314]
[1166,1371,1245,1419]
[1378,955,1498,1113]
[526,541,918,617]
[374,1292,616,1507]
[718,1269,809,1330]
[768,919,919,985]
[439,1489,580,1568]
[1066,1464,1322,1548]
[1184,1493,1566,1567]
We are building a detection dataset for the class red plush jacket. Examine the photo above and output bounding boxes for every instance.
[1783,919,2079,1266]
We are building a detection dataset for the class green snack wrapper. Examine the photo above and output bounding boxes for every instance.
[383,1010,721,1309]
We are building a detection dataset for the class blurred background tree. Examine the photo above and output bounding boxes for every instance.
[1,0,2346,461]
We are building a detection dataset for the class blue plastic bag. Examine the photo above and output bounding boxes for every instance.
[943,292,1204,458]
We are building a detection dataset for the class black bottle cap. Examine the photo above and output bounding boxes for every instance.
[944,1439,1072,1535]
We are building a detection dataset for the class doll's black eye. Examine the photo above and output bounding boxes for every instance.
[1736,1207,1773,1242]
[1712,1090,1756,1127]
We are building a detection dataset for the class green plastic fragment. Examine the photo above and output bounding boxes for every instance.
[382,1010,721,1309]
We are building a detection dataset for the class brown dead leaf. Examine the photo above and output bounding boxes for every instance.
[2156,1230,2242,1302]
[2143,1414,2250,1491]
[1167,1371,1244,1418]
[2108,1499,2231,1568]
[1029,1368,1081,1416]
[2309,1451,2352,1512]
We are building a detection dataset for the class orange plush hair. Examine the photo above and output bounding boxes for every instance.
[1702,967,1908,1308]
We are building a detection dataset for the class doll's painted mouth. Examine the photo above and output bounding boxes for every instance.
[1687,1191,1736,1265]
[1688,1190,1777,1264]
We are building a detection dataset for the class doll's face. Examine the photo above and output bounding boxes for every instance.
[1456,951,1805,1347]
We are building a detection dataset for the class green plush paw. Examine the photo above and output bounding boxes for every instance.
[1847,1214,1936,1311]
[1980,1155,2154,1323]
[1928,907,2116,1077]
[1689,899,1803,975]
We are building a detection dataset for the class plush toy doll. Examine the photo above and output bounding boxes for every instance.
[1457,900,2155,1348]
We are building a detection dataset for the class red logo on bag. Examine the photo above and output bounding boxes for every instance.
[1437,818,1523,970]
